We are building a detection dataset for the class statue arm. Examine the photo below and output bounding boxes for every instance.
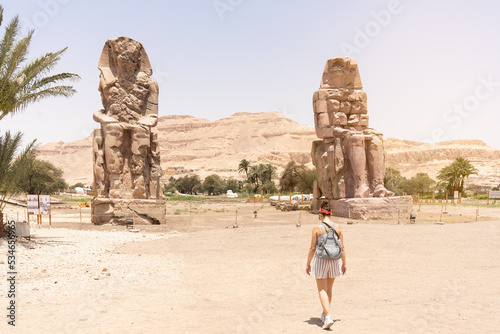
[138,114,158,127]
[139,79,159,127]
[93,109,117,124]
[332,126,350,136]
[363,128,383,136]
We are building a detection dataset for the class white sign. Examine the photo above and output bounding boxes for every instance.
[27,195,39,214]
[454,191,459,199]
[489,190,500,199]
[39,195,51,215]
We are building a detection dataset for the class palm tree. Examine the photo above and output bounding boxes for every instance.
[0,6,80,120]
[0,5,79,230]
[262,164,277,183]
[0,131,36,211]
[454,157,478,193]
[238,159,251,178]
[437,157,478,195]
[247,165,260,190]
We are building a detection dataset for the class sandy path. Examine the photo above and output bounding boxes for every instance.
[2,218,499,333]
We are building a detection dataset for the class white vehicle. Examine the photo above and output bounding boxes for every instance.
[270,194,313,202]
[226,190,238,198]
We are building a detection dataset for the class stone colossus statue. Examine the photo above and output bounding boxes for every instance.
[93,36,161,200]
[311,57,394,199]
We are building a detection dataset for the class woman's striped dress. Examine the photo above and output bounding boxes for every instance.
[311,224,343,279]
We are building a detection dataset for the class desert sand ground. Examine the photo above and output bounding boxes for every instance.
[1,199,500,333]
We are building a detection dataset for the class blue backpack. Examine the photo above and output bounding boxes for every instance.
[315,222,343,260]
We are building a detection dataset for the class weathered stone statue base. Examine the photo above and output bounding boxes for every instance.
[92,198,166,225]
[312,196,413,220]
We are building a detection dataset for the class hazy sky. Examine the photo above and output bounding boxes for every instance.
[1,0,500,149]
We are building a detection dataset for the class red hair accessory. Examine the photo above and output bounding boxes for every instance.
[319,208,331,215]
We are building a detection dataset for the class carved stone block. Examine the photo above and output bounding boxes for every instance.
[327,99,341,112]
[314,99,328,114]
[350,101,368,114]
[330,112,347,126]
[340,101,351,113]
[347,114,360,126]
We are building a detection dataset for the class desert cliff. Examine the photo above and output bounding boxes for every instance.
[35,112,500,188]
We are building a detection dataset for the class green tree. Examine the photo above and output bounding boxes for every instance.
[14,154,67,195]
[261,164,277,184]
[170,175,201,194]
[296,168,316,193]
[247,165,263,191]
[0,6,80,120]
[182,175,202,194]
[279,161,316,193]
[238,159,251,179]
[242,182,255,194]
[238,161,280,192]
[279,161,300,192]
[402,173,435,195]
[0,131,36,210]
[246,163,278,192]
[164,176,177,193]
[70,182,85,189]
[224,179,242,193]
[384,167,407,196]
[203,174,224,195]
[437,157,478,195]
[260,180,278,194]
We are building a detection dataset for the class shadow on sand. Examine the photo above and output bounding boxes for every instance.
[304,317,341,330]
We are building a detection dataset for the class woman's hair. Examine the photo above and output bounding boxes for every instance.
[319,201,331,216]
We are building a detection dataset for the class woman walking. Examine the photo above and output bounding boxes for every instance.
[306,202,346,329]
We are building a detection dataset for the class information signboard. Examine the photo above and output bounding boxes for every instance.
[489,190,500,199]
[27,195,39,214]
[454,191,459,199]
[39,195,51,215]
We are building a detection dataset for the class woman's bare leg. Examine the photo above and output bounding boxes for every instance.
[315,278,330,316]
[326,277,335,305]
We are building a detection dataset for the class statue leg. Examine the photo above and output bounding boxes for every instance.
[92,129,106,197]
[366,135,395,197]
[345,133,370,198]
[131,126,150,199]
[312,140,334,199]
[334,137,346,199]
[94,155,106,197]
[103,124,124,198]
[149,132,161,199]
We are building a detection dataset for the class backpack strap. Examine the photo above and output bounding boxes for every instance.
[321,222,340,239]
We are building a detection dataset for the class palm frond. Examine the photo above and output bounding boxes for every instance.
[0,15,20,74]
[22,71,80,93]
[0,46,79,119]
[7,85,75,112]
[17,47,68,84]
[2,31,32,81]
[0,131,22,177]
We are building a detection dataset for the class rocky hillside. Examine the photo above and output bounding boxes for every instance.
[156,112,316,178]
[384,138,500,187]
[35,112,500,188]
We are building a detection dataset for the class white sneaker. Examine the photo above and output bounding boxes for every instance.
[322,314,334,329]
[320,313,325,322]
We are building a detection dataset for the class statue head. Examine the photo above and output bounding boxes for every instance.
[320,57,363,90]
[98,36,153,86]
